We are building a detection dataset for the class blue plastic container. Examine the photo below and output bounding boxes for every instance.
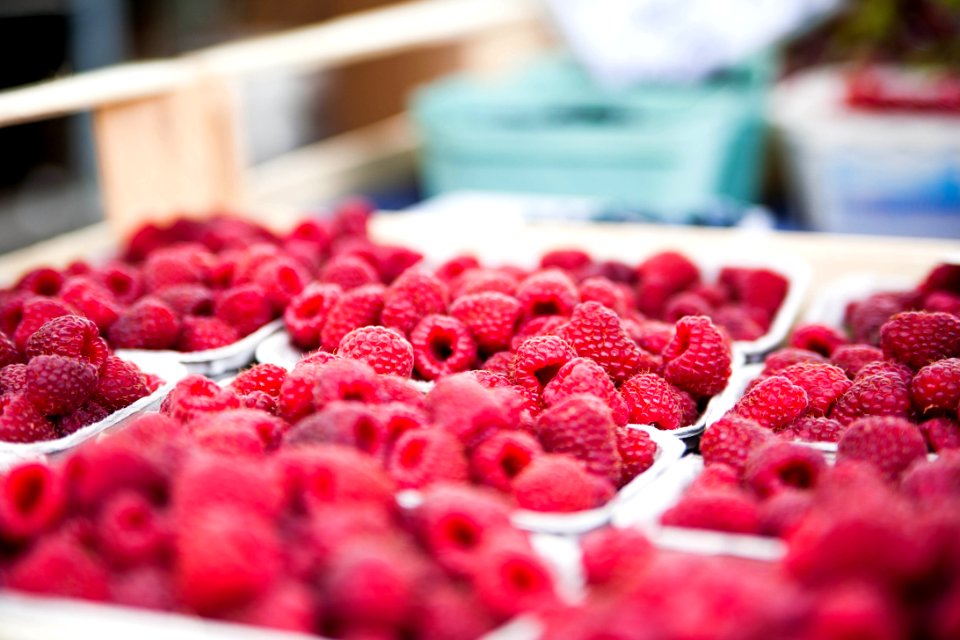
[413,54,773,223]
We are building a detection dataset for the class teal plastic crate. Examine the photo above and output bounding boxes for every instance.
[413,54,773,223]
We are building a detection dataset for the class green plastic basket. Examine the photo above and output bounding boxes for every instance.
[412,54,773,223]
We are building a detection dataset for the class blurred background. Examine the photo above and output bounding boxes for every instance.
[0,0,957,253]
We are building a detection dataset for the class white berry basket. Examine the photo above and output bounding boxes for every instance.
[0,352,188,470]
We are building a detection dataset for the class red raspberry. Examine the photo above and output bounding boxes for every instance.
[373,377,427,410]
[0,332,19,369]
[366,244,424,284]
[192,411,283,458]
[0,462,65,541]
[580,527,655,586]
[662,316,732,397]
[918,416,960,452]
[513,454,613,512]
[777,362,852,416]
[689,463,741,492]
[676,389,700,426]
[284,282,342,350]
[516,269,579,319]
[900,453,960,505]
[7,531,110,601]
[253,255,309,311]
[277,444,395,510]
[15,267,64,296]
[925,290,960,315]
[838,416,927,482]
[636,251,700,317]
[620,373,684,430]
[142,248,208,291]
[559,301,657,383]
[174,505,281,615]
[627,319,675,355]
[13,297,75,351]
[173,454,285,522]
[482,350,515,376]
[911,357,960,416]
[381,268,448,336]
[428,375,512,448]
[535,394,621,484]
[733,375,809,430]
[226,580,314,633]
[388,429,468,488]
[509,315,568,352]
[661,487,761,534]
[96,262,142,304]
[806,581,908,640]
[725,267,789,320]
[743,441,827,498]
[783,415,846,443]
[470,431,541,491]
[847,292,906,344]
[230,363,287,397]
[288,216,332,249]
[319,253,380,290]
[286,402,386,456]
[278,362,323,422]
[615,425,658,486]
[540,248,592,273]
[178,316,240,351]
[829,344,884,378]
[239,390,277,415]
[512,335,574,395]
[761,347,827,376]
[60,277,122,331]
[330,196,373,237]
[435,254,481,282]
[59,401,111,435]
[415,583,496,640]
[108,298,181,350]
[24,355,96,416]
[758,487,813,537]
[96,489,167,568]
[664,291,713,323]
[700,413,772,474]
[789,323,848,357]
[449,292,521,354]
[919,262,960,296]
[579,276,628,315]
[453,268,519,298]
[313,358,380,408]
[855,360,914,385]
[470,534,558,619]
[880,311,960,370]
[24,315,109,370]
[320,283,385,352]
[831,371,911,425]
[336,325,414,377]
[154,283,214,317]
[710,305,766,341]
[542,357,629,426]
[161,374,240,423]
[214,284,274,336]
[410,314,477,380]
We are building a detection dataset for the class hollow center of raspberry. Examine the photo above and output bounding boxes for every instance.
[10,470,45,516]
[106,273,132,296]
[354,418,379,452]
[778,462,816,489]
[119,505,150,530]
[429,333,454,362]
[504,560,540,592]
[534,363,563,389]
[399,438,425,468]
[444,516,479,549]
[277,267,301,294]
[299,297,326,319]
[531,300,562,317]
[500,446,531,478]
[34,276,61,297]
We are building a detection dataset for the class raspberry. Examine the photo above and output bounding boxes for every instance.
[23,355,96,416]
[510,315,568,352]
[829,344,884,378]
[453,268,519,298]
[512,334,577,396]
[542,357,629,426]
[855,360,914,385]
[331,196,374,237]
[901,453,960,505]
[284,282,342,350]
[278,363,323,422]
[336,325,414,377]
[482,350,515,376]
[253,255,309,311]
[96,262,142,304]
[142,248,208,291]
[918,416,960,452]
[580,527,655,586]
[7,532,110,601]
[374,400,428,443]
[661,487,761,534]
[688,463,741,492]
[847,292,906,344]
[448,291,521,354]
[579,276,628,315]
[627,319,675,354]
[831,371,911,425]
[0,462,65,541]
[313,358,380,407]
[64,440,168,511]
[880,311,960,370]
[911,358,960,416]
[154,283,214,317]
[15,267,64,296]
[470,431,541,491]
[559,302,657,383]
[381,268,448,335]
[224,580,314,633]
[230,363,287,397]
[789,323,847,357]
[388,429,468,488]
[615,425,657,486]
[373,377,427,410]
[161,374,240,423]
[761,347,827,376]
[174,505,282,615]
[838,416,927,482]
[239,390,277,415]
[664,291,713,323]
[286,402,386,456]
[676,389,700,426]
[60,277,122,331]
[410,314,477,380]
[13,297,75,351]
[783,415,846,443]
[24,314,109,370]
[96,489,167,568]
[470,535,558,619]
[535,394,621,484]
[806,581,907,640]
[662,316,732,397]
[0,332,18,369]
[320,283,385,352]
[729,268,789,321]
[540,248,592,273]
[743,441,827,498]
[513,453,612,512]
[636,251,700,317]
[59,401,111,435]
[415,583,496,640]
[214,284,274,336]
[758,488,813,537]
[427,375,512,448]
[324,540,420,628]
[319,253,380,290]
[191,409,285,456]
[178,315,240,351]
[108,298,181,350]
[173,454,285,522]
[777,362,852,417]
[367,244,424,284]
[925,290,960,316]
[733,375,809,430]
[435,255,481,283]
[620,373,684,430]
[710,305,766,341]
[516,269,579,319]
[277,445,395,510]
[700,413,772,475]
